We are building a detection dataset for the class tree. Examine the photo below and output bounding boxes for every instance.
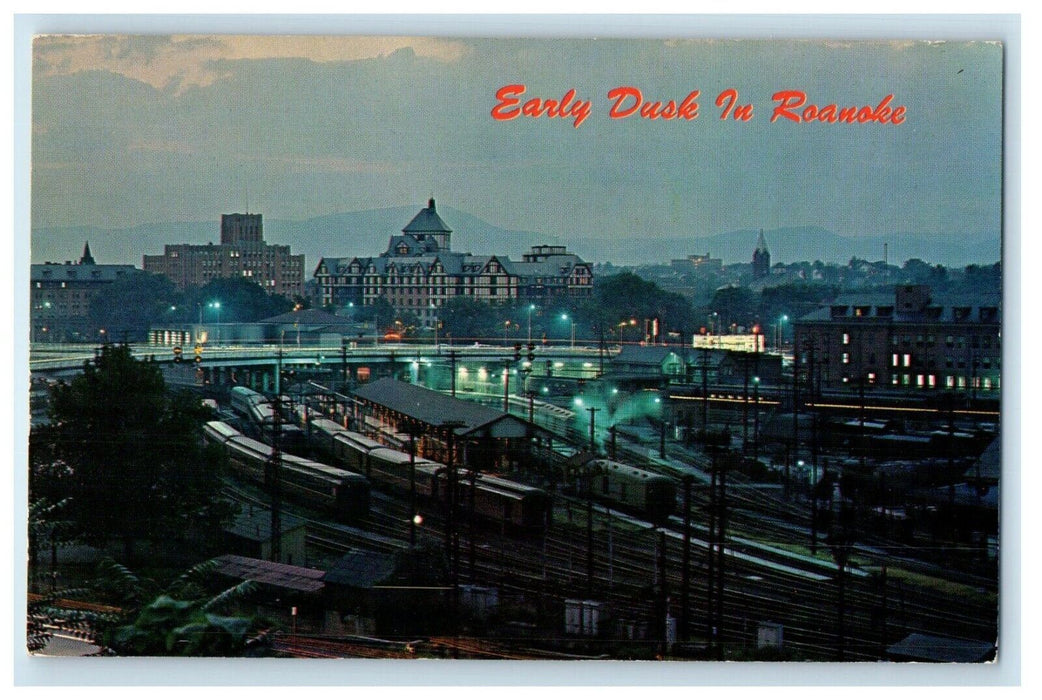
[708,285,758,330]
[592,272,698,336]
[88,271,183,342]
[96,559,270,657]
[31,344,236,560]
[184,277,295,324]
[439,297,500,341]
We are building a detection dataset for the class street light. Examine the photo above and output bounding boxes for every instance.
[210,301,222,343]
[561,313,575,348]
[527,304,536,344]
[777,314,789,350]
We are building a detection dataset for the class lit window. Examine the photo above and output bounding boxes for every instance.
[892,353,899,367]
[842,333,850,345]
[902,354,911,367]
[842,352,850,364]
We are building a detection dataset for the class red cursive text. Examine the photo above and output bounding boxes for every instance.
[491,84,593,128]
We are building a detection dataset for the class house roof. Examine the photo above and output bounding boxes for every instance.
[260,308,351,326]
[614,345,688,366]
[799,292,1002,324]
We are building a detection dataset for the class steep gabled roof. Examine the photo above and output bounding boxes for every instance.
[402,198,452,234]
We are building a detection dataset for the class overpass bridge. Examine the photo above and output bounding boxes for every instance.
[29,341,616,394]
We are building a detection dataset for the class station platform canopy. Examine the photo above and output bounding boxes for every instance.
[353,378,543,440]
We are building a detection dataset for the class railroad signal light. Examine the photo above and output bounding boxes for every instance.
[194,355,202,364]
[527,343,536,361]
[513,343,522,361]
[173,346,183,363]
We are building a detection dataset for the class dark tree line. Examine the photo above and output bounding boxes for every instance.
[29,344,235,561]
[88,273,302,342]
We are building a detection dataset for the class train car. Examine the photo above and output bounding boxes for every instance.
[203,420,369,523]
[580,458,676,522]
[229,387,305,451]
[294,414,550,532]
[412,465,550,532]
[229,387,269,422]
[466,473,551,530]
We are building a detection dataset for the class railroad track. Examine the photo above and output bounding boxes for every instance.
[221,410,996,660]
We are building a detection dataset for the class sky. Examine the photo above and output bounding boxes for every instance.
[30,32,1004,256]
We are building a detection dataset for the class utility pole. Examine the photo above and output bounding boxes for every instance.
[680,474,693,642]
[701,344,710,437]
[586,406,600,454]
[503,360,511,412]
[441,420,466,592]
[448,350,458,397]
[407,424,418,548]
[269,349,284,564]
[340,336,349,387]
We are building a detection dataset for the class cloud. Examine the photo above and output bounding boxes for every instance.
[32,35,471,93]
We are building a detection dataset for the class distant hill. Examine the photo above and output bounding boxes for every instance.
[31,210,1000,270]
[602,226,1000,269]
[30,206,567,272]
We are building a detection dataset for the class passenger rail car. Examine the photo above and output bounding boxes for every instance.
[295,417,550,531]
[579,458,677,522]
[229,386,304,450]
[203,420,369,522]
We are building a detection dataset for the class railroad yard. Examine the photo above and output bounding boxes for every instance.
[194,377,998,661]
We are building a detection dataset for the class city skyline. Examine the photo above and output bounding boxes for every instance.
[31,35,1003,267]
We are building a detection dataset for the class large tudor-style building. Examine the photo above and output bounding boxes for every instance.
[313,199,593,326]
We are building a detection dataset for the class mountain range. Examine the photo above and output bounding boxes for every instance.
[30,206,1001,271]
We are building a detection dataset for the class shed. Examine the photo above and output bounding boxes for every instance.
[212,554,326,595]
[223,506,307,567]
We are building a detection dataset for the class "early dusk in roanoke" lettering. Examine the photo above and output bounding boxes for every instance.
[491,84,907,127]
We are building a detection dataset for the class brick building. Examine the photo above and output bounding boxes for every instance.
[313,199,593,325]
[30,242,137,343]
[143,213,305,298]
[794,284,1001,394]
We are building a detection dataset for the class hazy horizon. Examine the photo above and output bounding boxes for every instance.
[32,36,1003,262]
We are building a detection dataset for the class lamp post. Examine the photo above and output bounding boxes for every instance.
[527,304,536,345]
[777,314,789,350]
[753,376,761,464]
[561,313,575,348]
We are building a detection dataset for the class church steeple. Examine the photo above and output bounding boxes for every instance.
[752,229,770,278]
[79,241,96,265]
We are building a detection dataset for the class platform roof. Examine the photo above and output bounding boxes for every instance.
[353,378,534,439]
